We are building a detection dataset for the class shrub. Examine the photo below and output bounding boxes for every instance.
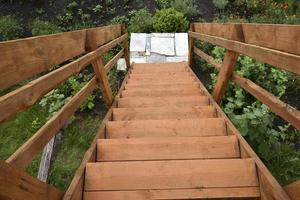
[153,8,189,32]
[0,15,21,41]
[110,15,129,25]
[155,0,173,8]
[128,9,153,33]
[171,0,200,19]
[31,20,62,36]
[212,0,229,10]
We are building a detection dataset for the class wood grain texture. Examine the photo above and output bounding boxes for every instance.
[84,159,258,191]
[189,31,300,75]
[106,118,226,138]
[84,187,260,200]
[6,78,98,169]
[121,87,202,97]
[193,47,221,69]
[112,106,216,121]
[212,50,239,103]
[122,25,130,69]
[285,180,300,200]
[242,23,300,55]
[118,96,209,108]
[188,23,195,66]
[125,83,200,90]
[97,136,240,161]
[0,161,63,200]
[104,49,124,73]
[0,30,86,89]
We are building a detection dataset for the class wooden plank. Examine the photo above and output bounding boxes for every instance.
[121,87,202,97]
[6,78,98,169]
[118,96,209,108]
[125,83,199,90]
[242,24,300,55]
[127,79,196,85]
[188,23,195,66]
[97,136,240,161]
[122,25,130,69]
[129,71,192,79]
[0,30,86,89]
[285,180,300,200]
[128,76,194,83]
[104,49,124,73]
[194,47,221,69]
[232,73,300,130]
[185,65,291,200]
[86,25,122,50]
[189,31,300,75]
[212,50,239,103]
[0,161,63,200]
[84,159,258,191]
[193,23,245,41]
[112,106,216,121]
[92,58,113,105]
[0,34,127,125]
[106,118,226,138]
[84,187,260,200]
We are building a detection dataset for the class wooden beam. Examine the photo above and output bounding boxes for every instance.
[285,180,300,200]
[232,73,300,130]
[189,31,300,75]
[0,30,86,90]
[104,49,124,73]
[122,25,130,69]
[193,47,221,69]
[0,161,63,200]
[188,23,195,66]
[6,77,98,169]
[212,50,239,103]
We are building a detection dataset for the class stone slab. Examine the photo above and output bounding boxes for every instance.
[151,33,175,38]
[145,34,151,56]
[175,33,189,56]
[151,37,175,56]
[146,53,166,63]
[131,57,146,64]
[130,33,146,52]
[166,56,188,62]
[117,58,127,71]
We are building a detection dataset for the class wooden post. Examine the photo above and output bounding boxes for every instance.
[212,50,239,103]
[122,25,130,69]
[188,23,195,66]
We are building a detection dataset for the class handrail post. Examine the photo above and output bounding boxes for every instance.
[122,24,130,69]
[212,50,239,104]
[188,23,195,66]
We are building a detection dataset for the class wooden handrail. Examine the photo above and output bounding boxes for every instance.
[189,23,300,131]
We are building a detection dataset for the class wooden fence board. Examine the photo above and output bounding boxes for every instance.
[0,30,86,89]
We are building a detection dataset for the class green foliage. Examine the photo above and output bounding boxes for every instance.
[31,20,62,36]
[92,4,103,13]
[213,0,229,10]
[110,15,129,25]
[153,8,189,32]
[128,9,153,33]
[155,0,173,8]
[171,0,200,19]
[0,15,21,41]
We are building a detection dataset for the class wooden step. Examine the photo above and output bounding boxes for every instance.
[84,159,259,191]
[112,106,216,121]
[97,136,240,161]
[124,83,200,90]
[127,76,195,84]
[84,187,260,200]
[117,96,209,108]
[106,118,226,138]
[132,62,186,69]
[121,87,202,97]
[131,65,187,74]
[129,71,192,79]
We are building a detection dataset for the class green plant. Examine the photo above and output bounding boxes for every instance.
[92,4,103,13]
[110,15,129,25]
[31,20,61,36]
[213,0,229,10]
[171,0,200,19]
[128,9,153,33]
[155,0,173,8]
[153,8,189,32]
[0,15,21,41]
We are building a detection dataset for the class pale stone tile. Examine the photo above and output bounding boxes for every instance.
[151,33,175,38]
[175,33,189,56]
[146,53,166,63]
[130,33,146,52]
[131,57,147,64]
[151,37,175,56]
[166,56,188,62]
[117,58,127,71]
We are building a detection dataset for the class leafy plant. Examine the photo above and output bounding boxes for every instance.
[128,9,153,33]
[171,0,200,19]
[213,0,229,10]
[153,8,189,32]
[155,0,173,8]
[0,15,21,41]
[31,20,61,36]
[92,4,103,13]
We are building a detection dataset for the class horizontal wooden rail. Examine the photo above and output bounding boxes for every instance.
[285,180,300,200]
[105,49,124,73]
[192,45,300,130]
[0,33,127,125]
[6,77,98,169]
[189,31,300,75]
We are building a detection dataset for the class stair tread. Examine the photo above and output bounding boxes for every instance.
[125,83,200,90]
[112,106,216,121]
[117,96,209,108]
[121,87,203,97]
[129,71,192,79]
[84,159,259,191]
[97,136,240,161]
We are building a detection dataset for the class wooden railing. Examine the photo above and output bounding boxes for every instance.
[0,24,130,200]
[188,22,300,200]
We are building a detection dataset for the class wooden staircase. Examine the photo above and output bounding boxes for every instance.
[83,62,261,199]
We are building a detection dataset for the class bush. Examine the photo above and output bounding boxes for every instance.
[0,15,21,41]
[128,9,153,33]
[155,0,173,8]
[31,20,62,36]
[213,0,229,10]
[153,8,189,32]
[171,0,200,19]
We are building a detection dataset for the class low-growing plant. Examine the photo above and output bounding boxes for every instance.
[212,0,229,10]
[155,0,173,8]
[0,15,21,41]
[171,0,200,19]
[31,20,62,36]
[153,8,189,32]
[128,9,153,33]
